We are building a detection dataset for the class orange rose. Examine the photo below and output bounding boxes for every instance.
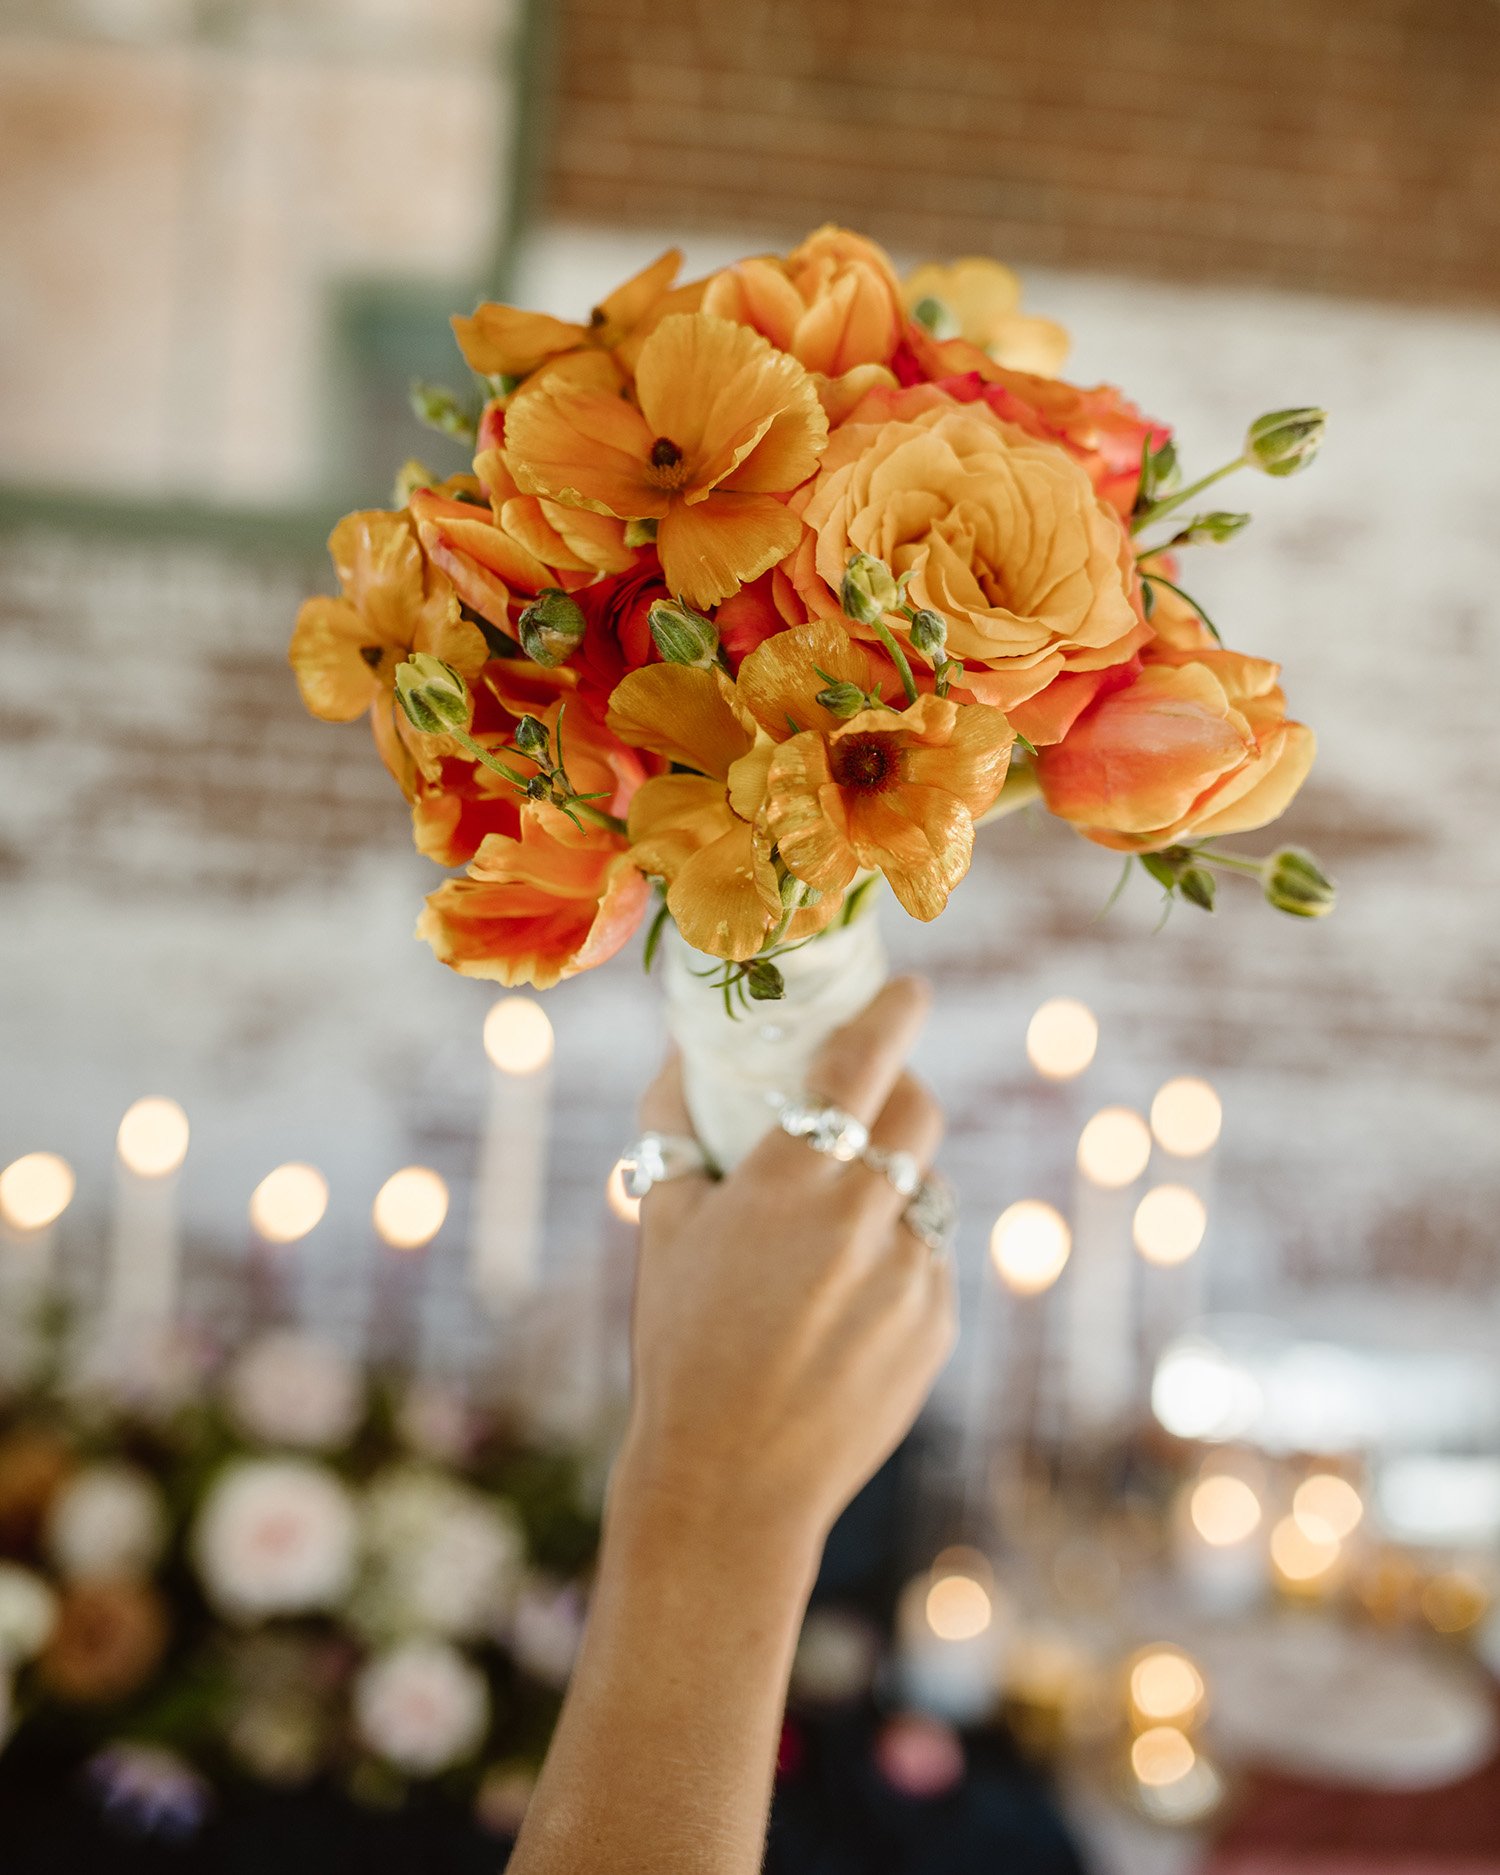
[786,390,1147,713]
[703,225,906,413]
[290,511,487,723]
[418,803,650,989]
[1034,648,1315,852]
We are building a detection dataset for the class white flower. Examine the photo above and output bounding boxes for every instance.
[193,1459,357,1619]
[47,1463,167,1581]
[357,1466,525,1641]
[225,1331,363,1452]
[508,1576,586,1690]
[353,1639,489,1775]
[0,1562,57,1663]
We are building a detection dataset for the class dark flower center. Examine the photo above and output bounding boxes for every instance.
[359,644,385,669]
[831,731,899,793]
[649,436,684,469]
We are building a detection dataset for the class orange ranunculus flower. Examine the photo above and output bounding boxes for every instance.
[505,312,829,608]
[1034,648,1315,853]
[410,663,652,870]
[409,449,633,636]
[290,511,487,722]
[703,224,906,415]
[451,248,694,386]
[418,802,650,989]
[733,622,1015,921]
[785,392,1147,714]
[902,257,1071,378]
[608,663,842,959]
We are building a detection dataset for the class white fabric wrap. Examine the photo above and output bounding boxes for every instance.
[661,911,889,1171]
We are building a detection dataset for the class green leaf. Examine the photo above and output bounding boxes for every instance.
[642,901,671,974]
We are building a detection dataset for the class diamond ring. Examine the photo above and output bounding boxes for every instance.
[902,1173,957,1258]
[774,1097,954,1252]
[618,1132,711,1198]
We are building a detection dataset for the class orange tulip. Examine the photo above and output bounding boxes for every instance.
[1035,648,1315,852]
[290,511,486,722]
[452,248,693,384]
[608,663,841,959]
[738,623,1016,921]
[418,804,650,989]
[504,312,828,607]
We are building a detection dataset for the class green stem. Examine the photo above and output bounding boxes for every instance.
[1198,849,1266,877]
[568,799,629,836]
[453,730,627,834]
[1140,571,1221,644]
[761,881,807,952]
[869,614,920,706]
[1133,455,1247,533]
[453,730,528,786]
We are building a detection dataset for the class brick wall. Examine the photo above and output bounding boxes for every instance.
[546,0,1500,307]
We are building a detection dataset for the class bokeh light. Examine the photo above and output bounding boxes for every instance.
[1189,1473,1262,1547]
[1133,1184,1208,1265]
[1270,1513,1340,1586]
[249,1163,329,1245]
[1131,1725,1196,1788]
[1129,1649,1205,1725]
[1149,1077,1223,1157]
[0,1152,75,1232]
[372,1167,449,1250]
[1292,1472,1363,1544]
[483,997,555,1075]
[1152,1342,1262,1443]
[989,1201,1071,1295]
[1025,998,1097,1080]
[116,1096,190,1178]
[1076,1106,1151,1188]
[606,1158,641,1224]
[925,1573,992,1642]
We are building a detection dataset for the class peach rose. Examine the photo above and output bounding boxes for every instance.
[1034,647,1315,852]
[704,224,905,380]
[786,389,1147,712]
[418,803,650,988]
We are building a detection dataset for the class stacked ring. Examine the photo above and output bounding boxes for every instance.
[774,1095,956,1255]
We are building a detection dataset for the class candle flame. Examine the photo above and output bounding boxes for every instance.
[0,1151,75,1231]
[483,997,554,1075]
[1150,1077,1222,1157]
[249,1163,328,1244]
[989,1200,1070,1295]
[1132,1184,1207,1265]
[373,1165,449,1250]
[925,1574,992,1641]
[117,1097,190,1178]
[1076,1106,1151,1188]
[1025,997,1097,1080]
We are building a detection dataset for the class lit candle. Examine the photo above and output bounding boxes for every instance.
[101,1098,190,1372]
[470,997,554,1313]
[1025,998,1099,1083]
[1175,1467,1267,1615]
[372,1165,448,1365]
[1064,1107,1150,1436]
[986,1200,1070,1458]
[893,1556,1006,1723]
[1147,1077,1220,1326]
[248,1161,329,1330]
[0,1151,75,1376]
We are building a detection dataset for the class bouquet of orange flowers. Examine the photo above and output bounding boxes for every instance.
[291,228,1331,1160]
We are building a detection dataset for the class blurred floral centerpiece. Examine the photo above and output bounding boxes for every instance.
[291,227,1332,1163]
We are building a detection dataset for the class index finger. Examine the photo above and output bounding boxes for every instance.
[803,975,933,1129]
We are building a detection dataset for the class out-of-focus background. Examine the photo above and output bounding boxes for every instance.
[2,3,1500,1871]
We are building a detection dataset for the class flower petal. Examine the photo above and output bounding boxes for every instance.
[607,665,753,778]
[289,595,382,721]
[737,619,876,738]
[657,492,803,609]
[505,386,662,518]
[451,304,590,379]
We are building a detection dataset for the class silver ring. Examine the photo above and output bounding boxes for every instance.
[775,1096,870,1162]
[619,1132,710,1198]
[903,1174,958,1258]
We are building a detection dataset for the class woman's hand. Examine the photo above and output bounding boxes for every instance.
[615,975,956,1574]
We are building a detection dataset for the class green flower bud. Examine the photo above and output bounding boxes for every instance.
[393,458,439,506]
[409,380,477,444]
[647,598,719,668]
[745,959,786,1001]
[840,552,900,627]
[394,653,472,736]
[910,295,959,340]
[815,680,867,719]
[1177,510,1251,546]
[1178,866,1217,912]
[1244,407,1327,478]
[513,715,550,758]
[517,588,587,668]
[1263,846,1336,918]
[909,608,948,659]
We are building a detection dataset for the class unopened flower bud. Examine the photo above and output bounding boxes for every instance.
[909,295,959,341]
[1178,866,1217,912]
[513,715,549,759]
[409,380,477,444]
[815,680,867,719]
[745,959,785,1002]
[1244,407,1326,478]
[394,654,472,736]
[647,599,719,669]
[517,588,586,668]
[909,608,948,659]
[840,552,900,627]
[1178,510,1251,546]
[1263,846,1336,918]
[393,458,438,506]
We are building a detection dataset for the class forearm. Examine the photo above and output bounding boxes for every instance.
[508,1461,819,1875]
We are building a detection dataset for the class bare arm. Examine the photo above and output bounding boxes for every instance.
[507,978,954,1875]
